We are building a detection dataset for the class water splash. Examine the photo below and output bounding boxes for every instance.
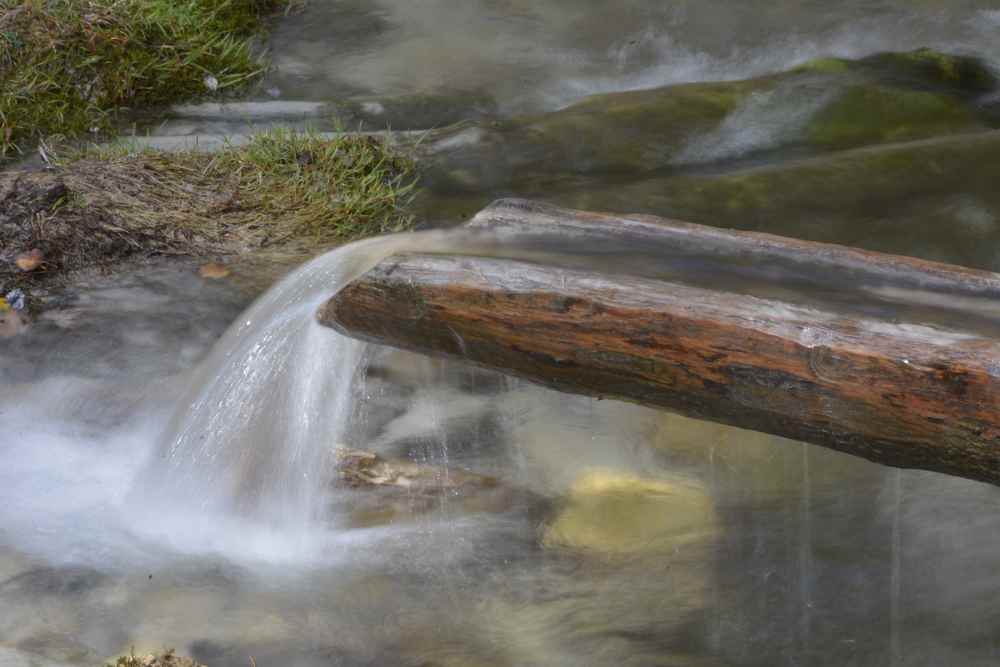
[134,230,495,548]
[672,86,835,165]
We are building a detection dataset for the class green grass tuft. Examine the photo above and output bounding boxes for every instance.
[206,128,418,239]
[0,0,288,160]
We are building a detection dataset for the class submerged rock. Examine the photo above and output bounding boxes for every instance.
[334,446,501,491]
[331,90,498,131]
[542,470,715,556]
[332,447,530,527]
[420,49,998,192]
[549,130,1000,271]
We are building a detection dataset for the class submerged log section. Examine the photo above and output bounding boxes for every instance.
[320,200,1000,486]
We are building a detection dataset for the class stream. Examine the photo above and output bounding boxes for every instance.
[5,2,1000,666]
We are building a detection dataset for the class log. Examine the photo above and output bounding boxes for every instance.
[319,200,1000,486]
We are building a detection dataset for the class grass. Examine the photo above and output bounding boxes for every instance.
[103,649,203,667]
[67,127,419,246]
[1,128,417,294]
[0,0,291,160]
[207,128,418,239]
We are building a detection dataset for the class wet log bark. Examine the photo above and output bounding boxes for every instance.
[319,200,1000,486]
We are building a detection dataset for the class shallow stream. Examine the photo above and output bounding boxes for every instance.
[6,2,1000,666]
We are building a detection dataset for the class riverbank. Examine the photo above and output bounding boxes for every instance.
[0,129,415,317]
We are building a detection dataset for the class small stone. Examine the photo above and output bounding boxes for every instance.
[198,262,230,279]
[14,249,44,272]
[542,469,715,556]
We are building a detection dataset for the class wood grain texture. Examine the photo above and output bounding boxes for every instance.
[320,201,1000,486]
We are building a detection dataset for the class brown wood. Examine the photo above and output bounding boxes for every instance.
[319,200,1000,486]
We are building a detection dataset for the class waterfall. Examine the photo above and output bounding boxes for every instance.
[135,230,493,541]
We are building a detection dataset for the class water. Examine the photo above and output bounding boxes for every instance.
[5,234,1000,667]
[262,0,1000,113]
[7,1,1000,665]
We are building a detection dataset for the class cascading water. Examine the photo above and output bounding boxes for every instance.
[139,234,444,532]
[133,229,524,558]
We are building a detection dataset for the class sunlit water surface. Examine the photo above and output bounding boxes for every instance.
[7,2,1000,666]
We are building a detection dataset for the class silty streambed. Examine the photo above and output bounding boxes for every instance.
[7,2,1000,666]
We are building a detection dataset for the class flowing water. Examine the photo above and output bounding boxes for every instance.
[7,2,1000,666]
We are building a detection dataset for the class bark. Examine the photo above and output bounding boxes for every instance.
[320,200,1000,486]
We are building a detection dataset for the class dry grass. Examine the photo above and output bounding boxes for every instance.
[104,649,204,667]
[1,128,417,294]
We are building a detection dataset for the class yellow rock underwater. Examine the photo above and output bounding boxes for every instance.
[543,469,715,556]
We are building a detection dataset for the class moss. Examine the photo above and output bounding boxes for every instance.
[422,48,997,194]
[516,81,755,173]
[420,80,760,191]
[331,91,498,131]
[1,128,416,292]
[807,85,980,149]
[0,0,291,160]
[854,48,997,95]
[547,131,1000,269]
[792,57,852,74]
[794,49,996,94]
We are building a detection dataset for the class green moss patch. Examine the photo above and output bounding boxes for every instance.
[422,48,997,194]
[548,131,1000,270]
[0,0,289,160]
[0,129,416,292]
[795,49,996,95]
[807,85,979,149]
[858,48,998,95]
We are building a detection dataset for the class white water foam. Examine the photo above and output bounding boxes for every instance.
[128,230,503,562]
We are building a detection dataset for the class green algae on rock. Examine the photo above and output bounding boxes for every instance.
[806,85,981,149]
[420,49,998,192]
[0,0,292,160]
[330,91,499,131]
[547,131,1000,271]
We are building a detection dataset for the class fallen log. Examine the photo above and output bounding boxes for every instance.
[320,200,1000,486]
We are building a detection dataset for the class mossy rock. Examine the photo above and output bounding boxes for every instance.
[422,49,997,192]
[513,81,756,174]
[806,85,980,150]
[420,81,758,190]
[548,131,1000,270]
[853,48,997,96]
[542,470,715,556]
[331,91,498,131]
